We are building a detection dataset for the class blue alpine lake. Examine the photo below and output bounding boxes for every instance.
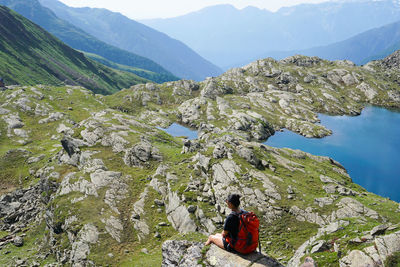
[265,106,400,202]
[159,123,198,140]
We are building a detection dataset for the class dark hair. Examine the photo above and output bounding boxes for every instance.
[227,194,241,208]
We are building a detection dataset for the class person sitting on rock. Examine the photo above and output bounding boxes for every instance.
[204,194,241,252]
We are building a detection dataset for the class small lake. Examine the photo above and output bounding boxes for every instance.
[266,106,400,202]
[159,123,198,140]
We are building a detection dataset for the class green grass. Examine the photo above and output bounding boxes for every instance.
[0,6,147,95]
[386,252,400,267]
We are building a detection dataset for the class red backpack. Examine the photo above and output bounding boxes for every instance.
[227,211,260,254]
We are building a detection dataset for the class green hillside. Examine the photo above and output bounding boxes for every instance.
[0,0,178,83]
[83,52,175,84]
[0,5,149,95]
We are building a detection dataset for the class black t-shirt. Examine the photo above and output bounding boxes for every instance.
[224,212,240,240]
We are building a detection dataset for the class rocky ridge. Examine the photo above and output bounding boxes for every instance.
[0,53,400,266]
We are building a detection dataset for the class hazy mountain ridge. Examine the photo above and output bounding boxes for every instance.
[143,1,400,69]
[256,19,400,66]
[1,50,400,266]
[0,0,178,83]
[0,5,147,94]
[39,0,223,81]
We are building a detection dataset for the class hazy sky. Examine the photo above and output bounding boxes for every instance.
[59,0,333,20]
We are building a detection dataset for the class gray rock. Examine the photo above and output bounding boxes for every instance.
[339,250,375,267]
[61,137,80,157]
[310,240,329,254]
[3,113,24,130]
[27,154,45,164]
[154,199,165,206]
[314,197,334,207]
[161,240,283,267]
[237,146,261,168]
[38,112,64,124]
[375,230,400,261]
[370,224,388,236]
[201,78,233,99]
[13,128,28,138]
[213,143,227,159]
[287,186,295,195]
[90,170,122,188]
[182,139,200,153]
[161,240,203,267]
[154,232,161,238]
[334,197,379,220]
[124,141,162,167]
[13,236,24,247]
[102,216,123,242]
[14,97,32,112]
[166,192,197,233]
[187,205,197,213]
[0,107,10,115]
[205,243,283,267]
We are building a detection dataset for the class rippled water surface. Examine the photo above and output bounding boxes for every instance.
[266,106,400,202]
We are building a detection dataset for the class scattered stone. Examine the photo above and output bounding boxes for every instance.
[187,205,197,213]
[370,224,388,236]
[339,250,375,267]
[287,186,295,194]
[154,232,161,238]
[13,236,24,247]
[124,141,162,167]
[154,199,165,206]
[310,240,329,254]
[141,248,149,254]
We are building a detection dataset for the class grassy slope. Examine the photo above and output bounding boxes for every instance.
[83,52,176,84]
[0,83,399,266]
[0,5,148,95]
[0,0,178,83]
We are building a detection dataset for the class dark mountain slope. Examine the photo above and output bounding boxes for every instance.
[0,5,147,94]
[0,0,177,83]
[39,0,223,81]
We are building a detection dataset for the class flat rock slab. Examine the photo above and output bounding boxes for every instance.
[206,245,283,267]
[161,240,283,267]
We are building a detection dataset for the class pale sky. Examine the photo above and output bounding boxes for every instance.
[59,0,335,20]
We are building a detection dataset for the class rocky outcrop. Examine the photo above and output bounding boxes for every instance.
[124,140,162,167]
[1,53,400,266]
[161,240,283,267]
[0,178,57,233]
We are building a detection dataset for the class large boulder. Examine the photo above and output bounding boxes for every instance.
[124,141,162,167]
[161,240,283,267]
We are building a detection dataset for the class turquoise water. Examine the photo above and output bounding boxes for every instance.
[266,106,400,202]
[159,123,198,140]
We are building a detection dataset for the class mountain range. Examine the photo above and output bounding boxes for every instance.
[0,0,178,83]
[264,19,400,65]
[39,0,223,81]
[0,5,146,94]
[143,1,400,69]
